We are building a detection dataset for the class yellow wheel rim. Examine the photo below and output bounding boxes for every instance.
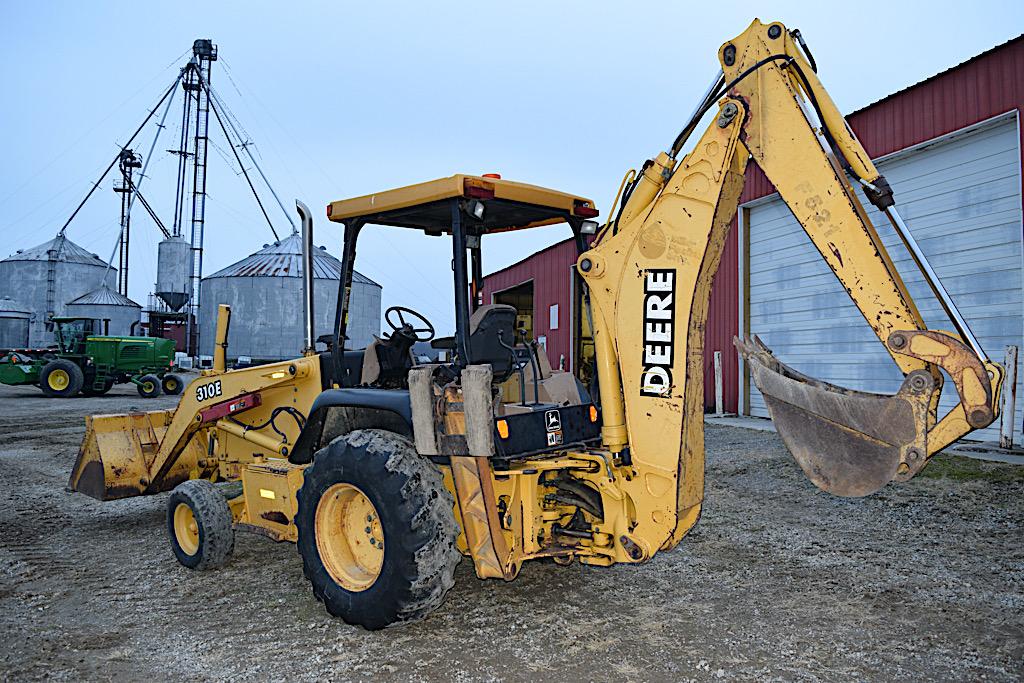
[166,378,178,391]
[142,381,155,393]
[173,502,200,556]
[315,483,384,592]
[48,369,70,390]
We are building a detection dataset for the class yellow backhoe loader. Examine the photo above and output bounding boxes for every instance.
[68,19,1003,629]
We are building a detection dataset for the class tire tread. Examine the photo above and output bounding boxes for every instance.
[39,359,84,398]
[296,429,460,629]
[166,479,234,570]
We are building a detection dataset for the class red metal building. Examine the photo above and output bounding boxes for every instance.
[483,35,1024,412]
[482,237,580,370]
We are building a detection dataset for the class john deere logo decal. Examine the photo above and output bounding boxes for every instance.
[641,268,675,397]
[545,409,563,446]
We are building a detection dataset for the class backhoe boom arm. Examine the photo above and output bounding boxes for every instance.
[578,19,1002,537]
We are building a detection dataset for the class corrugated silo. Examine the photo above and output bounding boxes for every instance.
[0,296,32,348]
[156,236,191,311]
[199,233,381,361]
[0,235,116,346]
[65,285,142,337]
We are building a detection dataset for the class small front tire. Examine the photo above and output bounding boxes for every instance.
[167,480,235,570]
[137,374,162,398]
[161,373,185,395]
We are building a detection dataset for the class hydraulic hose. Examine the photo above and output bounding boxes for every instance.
[790,29,818,73]
[668,54,794,159]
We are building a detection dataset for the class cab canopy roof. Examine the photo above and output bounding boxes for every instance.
[326,174,598,235]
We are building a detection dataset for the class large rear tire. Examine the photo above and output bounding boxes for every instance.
[295,429,460,630]
[167,480,235,570]
[39,359,84,398]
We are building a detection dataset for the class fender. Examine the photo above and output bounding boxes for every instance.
[288,388,413,465]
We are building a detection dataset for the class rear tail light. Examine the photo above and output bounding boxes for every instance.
[464,178,495,199]
[573,200,599,218]
[326,203,333,217]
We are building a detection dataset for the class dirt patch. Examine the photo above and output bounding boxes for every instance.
[0,382,1021,681]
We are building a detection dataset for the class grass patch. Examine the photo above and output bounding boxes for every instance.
[919,453,1024,483]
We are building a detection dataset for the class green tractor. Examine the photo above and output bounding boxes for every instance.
[0,317,184,398]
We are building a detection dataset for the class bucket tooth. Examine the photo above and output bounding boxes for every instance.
[735,336,930,497]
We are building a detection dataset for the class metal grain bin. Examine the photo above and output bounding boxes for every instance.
[65,285,142,337]
[0,296,31,348]
[156,236,191,312]
[0,235,116,346]
[199,233,381,361]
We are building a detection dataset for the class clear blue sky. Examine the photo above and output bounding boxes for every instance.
[2,1,1021,334]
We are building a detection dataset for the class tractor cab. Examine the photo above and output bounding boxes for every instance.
[51,317,106,355]
[318,173,603,461]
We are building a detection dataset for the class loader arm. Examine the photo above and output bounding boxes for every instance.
[578,18,1002,528]
[68,304,323,501]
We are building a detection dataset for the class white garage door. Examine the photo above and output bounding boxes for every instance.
[745,114,1022,442]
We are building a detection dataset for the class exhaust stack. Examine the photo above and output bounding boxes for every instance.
[296,200,315,353]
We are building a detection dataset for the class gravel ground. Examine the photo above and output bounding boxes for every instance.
[0,381,1021,681]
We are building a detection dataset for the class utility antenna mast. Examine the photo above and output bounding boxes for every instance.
[178,39,217,357]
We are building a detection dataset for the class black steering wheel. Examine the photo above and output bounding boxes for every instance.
[384,306,435,342]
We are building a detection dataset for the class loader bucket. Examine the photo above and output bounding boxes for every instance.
[67,410,204,501]
[735,337,929,497]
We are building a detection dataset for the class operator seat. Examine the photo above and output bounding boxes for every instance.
[430,304,518,378]
[465,304,518,378]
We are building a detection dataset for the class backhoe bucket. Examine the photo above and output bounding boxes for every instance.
[67,410,204,501]
[735,337,930,497]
